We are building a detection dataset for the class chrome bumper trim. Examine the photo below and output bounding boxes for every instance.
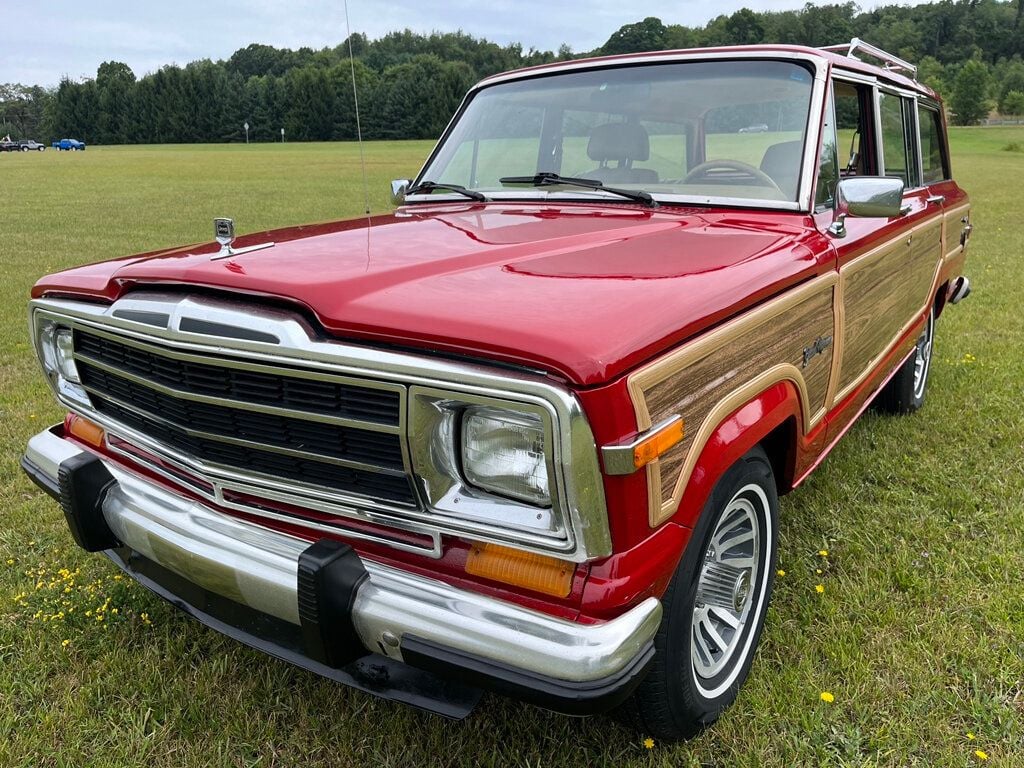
[25,426,661,684]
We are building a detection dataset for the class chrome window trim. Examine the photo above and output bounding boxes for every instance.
[30,294,612,562]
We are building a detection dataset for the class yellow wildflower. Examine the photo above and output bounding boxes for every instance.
[818,549,829,557]
[61,639,70,648]
[815,584,825,594]
[820,691,835,703]
[816,568,823,575]
[140,612,151,625]
[5,559,13,565]
[967,732,976,740]
[974,750,988,761]
[643,738,655,749]
[776,569,786,577]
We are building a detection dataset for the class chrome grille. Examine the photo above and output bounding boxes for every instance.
[72,328,416,507]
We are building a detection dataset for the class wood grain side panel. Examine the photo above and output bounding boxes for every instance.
[627,274,836,523]
[944,203,971,264]
[837,220,942,398]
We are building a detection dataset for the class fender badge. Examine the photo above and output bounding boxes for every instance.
[209,217,275,260]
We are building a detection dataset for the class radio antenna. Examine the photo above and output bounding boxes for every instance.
[344,0,371,221]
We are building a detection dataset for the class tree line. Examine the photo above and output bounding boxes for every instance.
[5,1,1024,144]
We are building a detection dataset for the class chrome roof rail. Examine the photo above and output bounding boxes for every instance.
[820,37,918,79]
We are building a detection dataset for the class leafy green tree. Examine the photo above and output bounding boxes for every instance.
[950,58,993,125]
[998,59,1024,111]
[599,17,668,55]
[1002,89,1024,119]
[724,8,765,45]
[96,61,136,144]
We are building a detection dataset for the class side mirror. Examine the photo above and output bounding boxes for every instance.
[829,177,905,237]
[391,179,412,206]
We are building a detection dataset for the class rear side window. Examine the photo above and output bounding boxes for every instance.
[918,105,950,183]
[879,92,912,186]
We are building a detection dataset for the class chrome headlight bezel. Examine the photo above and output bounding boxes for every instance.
[409,386,571,548]
[32,314,91,409]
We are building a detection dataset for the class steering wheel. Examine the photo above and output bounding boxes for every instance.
[682,159,782,193]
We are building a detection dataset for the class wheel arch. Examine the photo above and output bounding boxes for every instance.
[671,378,803,530]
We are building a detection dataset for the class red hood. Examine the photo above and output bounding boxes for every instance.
[33,202,829,386]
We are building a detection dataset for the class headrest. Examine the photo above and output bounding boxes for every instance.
[759,140,803,174]
[587,122,650,163]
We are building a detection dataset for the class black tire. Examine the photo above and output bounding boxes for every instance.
[21,146,28,152]
[875,306,935,415]
[619,447,779,741]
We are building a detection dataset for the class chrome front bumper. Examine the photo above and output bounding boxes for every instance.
[24,426,661,709]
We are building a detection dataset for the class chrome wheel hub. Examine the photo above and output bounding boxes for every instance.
[691,494,761,681]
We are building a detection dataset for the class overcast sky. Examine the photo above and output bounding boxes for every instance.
[2,0,929,87]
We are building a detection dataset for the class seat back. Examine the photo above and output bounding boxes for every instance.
[759,140,803,199]
[581,123,658,184]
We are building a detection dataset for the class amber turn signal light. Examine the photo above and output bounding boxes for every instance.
[66,413,105,449]
[465,542,575,598]
[632,417,685,470]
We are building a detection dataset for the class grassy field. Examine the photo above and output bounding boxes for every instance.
[1,133,1022,766]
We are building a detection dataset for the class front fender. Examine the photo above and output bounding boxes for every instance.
[672,380,802,530]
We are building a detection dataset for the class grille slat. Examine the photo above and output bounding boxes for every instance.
[74,331,400,423]
[73,328,416,508]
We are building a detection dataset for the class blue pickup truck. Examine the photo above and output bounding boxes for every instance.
[52,138,86,151]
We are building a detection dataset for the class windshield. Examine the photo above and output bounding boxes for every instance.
[418,59,815,206]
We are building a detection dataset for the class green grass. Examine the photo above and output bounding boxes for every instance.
[1,133,1022,766]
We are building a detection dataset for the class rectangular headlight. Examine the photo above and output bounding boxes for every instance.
[461,406,550,506]
[34,316,90,408]
[408,387,567,546]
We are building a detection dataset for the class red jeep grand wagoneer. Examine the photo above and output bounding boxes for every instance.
[23,39,971,740]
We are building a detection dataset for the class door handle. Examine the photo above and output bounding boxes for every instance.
[926,194,945,205]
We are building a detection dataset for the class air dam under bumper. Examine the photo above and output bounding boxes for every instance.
[22,425,661,717]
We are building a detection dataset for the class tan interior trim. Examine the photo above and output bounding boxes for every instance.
[627,271,838,433]
[651,363,810,526]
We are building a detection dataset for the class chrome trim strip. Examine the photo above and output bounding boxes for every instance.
[32,295,612,561]
[601,415,683,476]
[25,427,656,683]
[104,436,442,558]
[81,382,407,479]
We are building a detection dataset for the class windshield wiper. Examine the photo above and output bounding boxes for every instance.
[499,172,658,207]
[405,180,488,202]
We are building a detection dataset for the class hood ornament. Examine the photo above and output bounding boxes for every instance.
[210,217,275,260]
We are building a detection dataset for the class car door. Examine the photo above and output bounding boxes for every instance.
[818,78,944,439]
[917,101,971,277]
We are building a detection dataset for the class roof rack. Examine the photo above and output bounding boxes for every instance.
[820,38,917,79]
